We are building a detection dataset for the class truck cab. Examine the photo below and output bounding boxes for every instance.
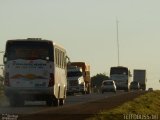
[67,66,86,95]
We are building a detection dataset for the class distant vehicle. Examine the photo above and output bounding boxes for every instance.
[148,88,153,92]
[133,69,147,90]
[130,81,140,90]
[101,80,116,93]
[67,66,85,95]
[67,62,91,95]
[3,38,68,107]
[110,66,131,91]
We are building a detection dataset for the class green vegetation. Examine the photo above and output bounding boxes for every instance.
[91,73,109,93]
[91,73,109,88]
[88,91,160,120]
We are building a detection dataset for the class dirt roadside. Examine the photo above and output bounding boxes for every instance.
[19,91,146,120]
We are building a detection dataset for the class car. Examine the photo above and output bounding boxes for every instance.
[148,88,153,92]
[130,81,140,90]
[101,80,116,93]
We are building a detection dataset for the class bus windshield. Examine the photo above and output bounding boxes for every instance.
[110,67,128,75]
[6,41,53,61]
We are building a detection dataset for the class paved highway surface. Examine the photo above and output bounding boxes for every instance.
[0,91,126,115]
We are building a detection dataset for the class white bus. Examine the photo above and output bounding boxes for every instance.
[3,38,67,106]
[110,66,131,91]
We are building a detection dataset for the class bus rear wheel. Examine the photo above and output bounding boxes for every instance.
[46,99,53,106]
[53,98,59,107]
[9,96,24,107]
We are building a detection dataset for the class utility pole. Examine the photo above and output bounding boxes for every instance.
[116,18,120,66]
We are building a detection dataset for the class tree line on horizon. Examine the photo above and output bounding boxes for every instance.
[91,73,109,88]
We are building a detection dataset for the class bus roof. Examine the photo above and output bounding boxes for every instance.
[7,38,52,43]
[6,38,66,52]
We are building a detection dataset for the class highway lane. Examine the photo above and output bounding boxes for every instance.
[0,91,126,115]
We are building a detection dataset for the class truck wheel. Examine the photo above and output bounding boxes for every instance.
[86,89,91,94]
[59,98,65,106]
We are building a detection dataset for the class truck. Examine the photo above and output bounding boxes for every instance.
[110,66,132,91]
[133,69,147,90]
[67,62,91,95]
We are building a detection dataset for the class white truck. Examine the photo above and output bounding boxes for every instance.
[67,62,91,95]
[67,66,85,95]
[133,69,147,90]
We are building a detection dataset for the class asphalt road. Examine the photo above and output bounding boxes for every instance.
[0,91,125,115]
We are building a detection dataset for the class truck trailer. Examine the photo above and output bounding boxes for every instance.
[67,62,91,95]
[133,69,147,90]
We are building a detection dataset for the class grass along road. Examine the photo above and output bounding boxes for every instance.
[88,90,160,120]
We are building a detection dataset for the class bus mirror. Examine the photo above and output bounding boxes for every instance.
[3,54,7,64]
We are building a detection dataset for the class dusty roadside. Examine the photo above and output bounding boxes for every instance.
[19,91,146,120]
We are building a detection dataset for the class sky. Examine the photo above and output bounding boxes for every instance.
[0,0,160,90]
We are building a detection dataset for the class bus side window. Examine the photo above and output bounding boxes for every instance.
[60,51,63,68]
[55,49,57,65]
[56,49,59,67]
[62,52,65,68]
[57,49,60,67]
[59,50,61,68]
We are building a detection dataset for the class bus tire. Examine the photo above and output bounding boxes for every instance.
[9,96,24,107]
[53,98,59,107]
[82,91,86,95]
[9,98,16,107]
[18,99,25,107]
[46,99,53,106]
[125,88,130,92]
[46,96,54,106]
